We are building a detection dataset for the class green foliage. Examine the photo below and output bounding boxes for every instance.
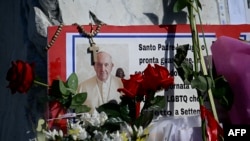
[135,110,154,128]
[148,95,166,110]
[50,72,90,113]
[96,94,166,133]
[66,73,78,93]
[135,95,165,128]
[174,44,189,66]
[191,75,212,93]
[173,0,189,12]
[173,0,202,13]
[174,44,193,83]
[172,16,233,111]
[96,102,132,132]
[173,42,233,107]
[173,0,233,116]
[59,80,69,96]
[101,117,124,132]
[174,44,194,84]
[96,102,124,118]
[212,76,234,110]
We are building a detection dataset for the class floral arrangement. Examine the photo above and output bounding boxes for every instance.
[5,1,232,140]
[6,60,174,141]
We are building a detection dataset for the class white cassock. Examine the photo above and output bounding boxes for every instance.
[77,75,123,113]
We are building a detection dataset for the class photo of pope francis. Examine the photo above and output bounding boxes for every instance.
[77,51,123,113]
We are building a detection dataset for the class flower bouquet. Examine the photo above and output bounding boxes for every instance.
[6,60,174,141]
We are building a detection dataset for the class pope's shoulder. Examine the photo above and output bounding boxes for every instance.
[79,76,96,86]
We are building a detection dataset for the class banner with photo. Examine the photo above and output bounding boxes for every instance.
[47,24,250,117]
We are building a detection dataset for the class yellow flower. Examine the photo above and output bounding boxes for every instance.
[143,125,150,136]
[136,137,146,141]
[68,129,80,135]
[120,132,129,141]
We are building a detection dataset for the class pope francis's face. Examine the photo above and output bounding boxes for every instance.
[94,52,114,82]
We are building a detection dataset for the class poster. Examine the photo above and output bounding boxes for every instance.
[47,24,250,117]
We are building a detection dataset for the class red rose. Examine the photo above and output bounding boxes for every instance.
[118,73,143,98]
[142,64,174,91]
[48,100,67,134]
[6,60,35,94]
[142,64,160,91]
[154,64,174,89]
[200,106,223,141]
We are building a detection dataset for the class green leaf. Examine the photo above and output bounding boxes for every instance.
[105,117,124,124]
[71,92,87,106]
[59,95,72,108]
[180,61,193,84]
[191,75,212,93]
[135,110,154,128]
[174,44,193,84]
[136,96,165,128]
[70,105,91,113]
[59,80,69,96]
[66,73,78,92]
[149,96,165,110]
[49,80,63,98]
[174,44,189,66]
[212,76,234,110]
[101,117,124,132]
[119,105,131,122]
[173,0,189,13]
[96,102,121,117]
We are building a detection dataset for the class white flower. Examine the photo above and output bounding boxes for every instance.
[78,127,88,140]
[90,110,102,126]
[72,134,77,140]
[99,111,108,125]
[93,130,104,140]
[80,110,108,127]
[43,129,63,140]
[137,126,143,137]
[68,121,89,140]
[80,112,91,121]
[110,131,122,141]
[102,132,112,141]
[120,122,133,136]
[58,130,64,138]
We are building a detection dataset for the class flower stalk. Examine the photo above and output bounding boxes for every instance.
[187,0,218,122]
[195,6,219,123]
[188,1,218,141]
[34,80,49,87]
[173,0,223,140]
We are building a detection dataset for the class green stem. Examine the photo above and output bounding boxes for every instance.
[34,80,49,87]
[196,5,214,85]
[188,1,217,141]
[188,3,199,74]
[193,0,218,122]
